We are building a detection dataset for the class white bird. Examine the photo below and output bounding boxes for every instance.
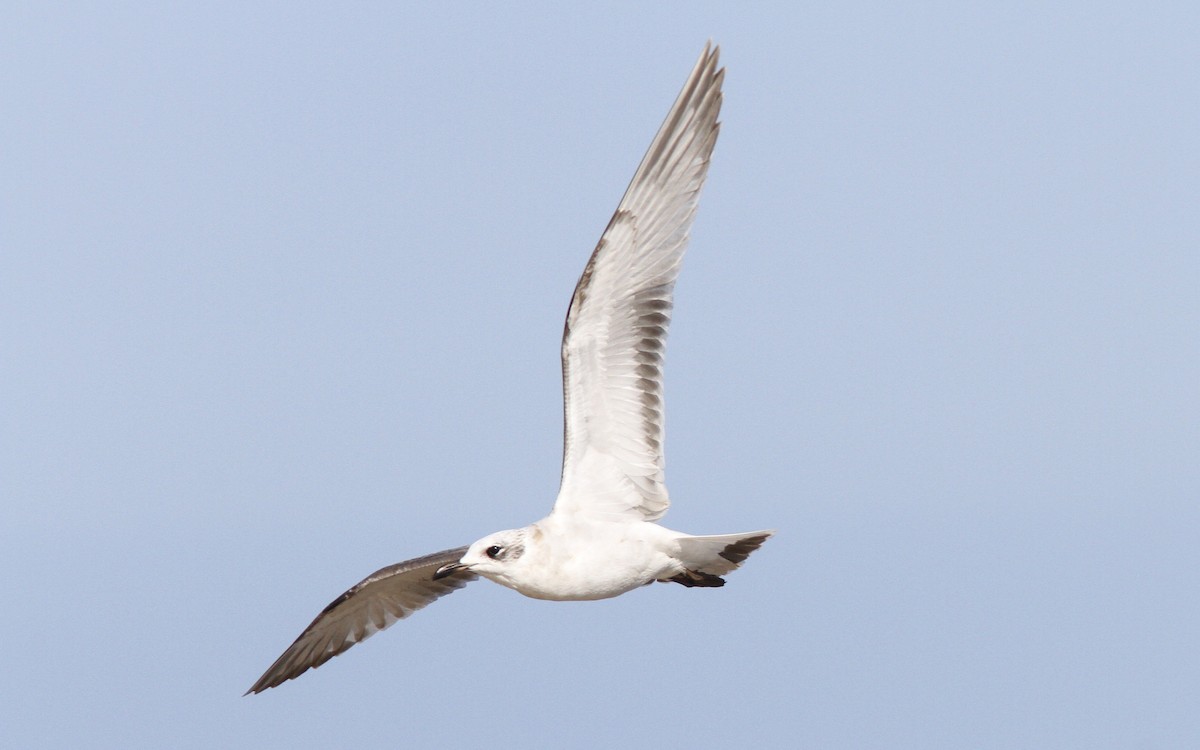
[247,42,772,695]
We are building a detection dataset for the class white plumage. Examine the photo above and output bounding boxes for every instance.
[247,42,772,695]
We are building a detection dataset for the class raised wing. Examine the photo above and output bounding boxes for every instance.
[246,546,475,693]
[555,44,723,522]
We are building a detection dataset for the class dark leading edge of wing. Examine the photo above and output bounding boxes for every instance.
[246,546,476,694]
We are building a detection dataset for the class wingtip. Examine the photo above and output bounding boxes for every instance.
[703,40,721,72]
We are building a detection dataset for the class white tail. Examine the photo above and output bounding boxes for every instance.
[675,529,774,577]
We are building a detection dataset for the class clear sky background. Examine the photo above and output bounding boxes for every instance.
[3,3,1197,748]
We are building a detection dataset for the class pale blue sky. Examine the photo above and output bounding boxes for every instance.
[2,3,1197,748]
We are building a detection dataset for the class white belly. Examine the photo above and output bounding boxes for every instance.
[486,522,680,601]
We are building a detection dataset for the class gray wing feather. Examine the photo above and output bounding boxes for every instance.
[246,546,475,693]
[556,43,724,522]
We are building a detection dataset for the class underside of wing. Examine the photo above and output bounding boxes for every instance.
[556,44,724,522]
[246,546,475,694]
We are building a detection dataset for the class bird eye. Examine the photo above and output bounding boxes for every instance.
[485,545,503,560]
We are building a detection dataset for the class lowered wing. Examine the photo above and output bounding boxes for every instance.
[246,546,475,693]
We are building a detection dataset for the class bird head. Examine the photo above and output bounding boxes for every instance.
[434,528,527,583]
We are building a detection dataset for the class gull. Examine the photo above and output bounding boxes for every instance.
[247,42,772,695]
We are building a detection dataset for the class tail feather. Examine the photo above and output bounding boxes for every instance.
[674,529,774,578]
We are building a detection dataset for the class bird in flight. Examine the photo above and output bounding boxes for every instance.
[247,42,772,695]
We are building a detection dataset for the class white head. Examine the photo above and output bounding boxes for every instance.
[434,528,530,587]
